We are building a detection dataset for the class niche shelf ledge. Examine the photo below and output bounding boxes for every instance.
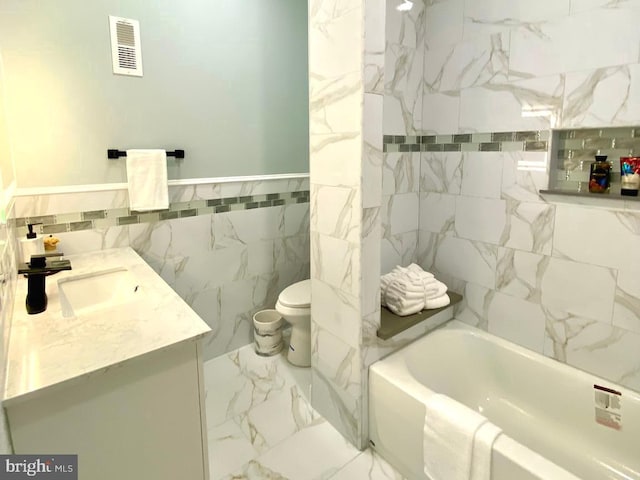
[377,292,463,340]
[539,189,640,208]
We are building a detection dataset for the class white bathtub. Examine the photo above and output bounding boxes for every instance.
[369,320,640,480]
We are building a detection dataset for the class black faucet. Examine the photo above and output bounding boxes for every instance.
[18,253,72,314]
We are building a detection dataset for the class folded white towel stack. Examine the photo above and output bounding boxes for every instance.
[406,263,434,277]
[423,279,448,302]
[425,293,451,310]
[380,264,450,315]
[380,271,398,307]
[126,149,169,211]
[385,273,424,316]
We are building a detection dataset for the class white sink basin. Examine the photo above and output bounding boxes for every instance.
[58,268,142,318]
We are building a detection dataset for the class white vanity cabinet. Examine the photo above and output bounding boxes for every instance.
[4,248,212,480]
[5,340,209,480]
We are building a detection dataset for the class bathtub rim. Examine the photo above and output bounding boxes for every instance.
[368,318,639,480]
[370,319,640,405]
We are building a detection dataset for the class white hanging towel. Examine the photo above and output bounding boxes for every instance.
[471,422,502,480]
[126,149,169,211]
[423,394,487,480]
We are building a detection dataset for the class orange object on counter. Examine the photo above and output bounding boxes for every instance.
[43,235,60,251]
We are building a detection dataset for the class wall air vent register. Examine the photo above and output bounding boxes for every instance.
[108,15,143,77]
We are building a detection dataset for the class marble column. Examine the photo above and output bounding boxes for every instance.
[308,0,384,448]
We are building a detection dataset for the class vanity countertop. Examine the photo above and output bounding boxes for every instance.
[5,247,211,404]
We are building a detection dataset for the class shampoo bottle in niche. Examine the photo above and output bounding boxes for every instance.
[19,224,44,264]
[589,154,611,194]
[620,157,640,196]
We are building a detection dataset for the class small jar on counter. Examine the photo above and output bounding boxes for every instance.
[43,235,60,254]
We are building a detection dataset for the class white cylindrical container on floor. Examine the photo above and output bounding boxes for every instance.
[253,309,284,356]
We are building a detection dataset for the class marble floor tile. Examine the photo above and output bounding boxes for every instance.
[204,345,311,428]
[205,352,256,427]
[220,460,289,479]
[239,420,361,480]
[206,344,405,480]
[329,449,407,480]
[237,385,321,453]
[209,417,260,480]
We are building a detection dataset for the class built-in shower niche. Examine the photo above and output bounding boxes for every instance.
[544,126,640,201]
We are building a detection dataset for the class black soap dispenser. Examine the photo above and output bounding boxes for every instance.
[19,223,44,264]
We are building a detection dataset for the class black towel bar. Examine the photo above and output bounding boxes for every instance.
[107,149,185,159]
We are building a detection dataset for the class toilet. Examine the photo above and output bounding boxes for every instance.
[275,279,311,367]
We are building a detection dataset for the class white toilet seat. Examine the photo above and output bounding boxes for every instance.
[274,300,310,319]
[278,279,310,308]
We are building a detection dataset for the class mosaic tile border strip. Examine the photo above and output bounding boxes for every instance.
[556,127,640,164]
[13,190,310,237]
[551,126,640,194]
[383,130,550,153]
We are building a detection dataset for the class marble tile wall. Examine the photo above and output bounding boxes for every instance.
[12,178,310,362]
[380,150,420,274]
[419,187,640,392]
[309,0,386,450]
[421,0,640,133]
[0,43,17,451]
[384,0,424,136]
[380,1,424,275]
[309,0,366,448]
[415,0,640,392]
[0,201,17,453]
[359,0,385,451]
